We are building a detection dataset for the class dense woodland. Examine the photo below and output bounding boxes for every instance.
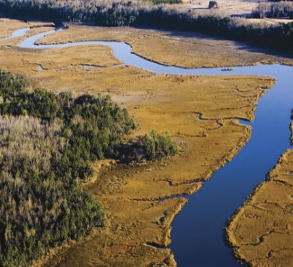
[0,70,177,266]
[1,0,293,52]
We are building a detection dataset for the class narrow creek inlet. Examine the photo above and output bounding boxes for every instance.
[3,27,293,266]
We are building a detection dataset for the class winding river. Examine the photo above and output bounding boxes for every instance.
[4,27,293,266]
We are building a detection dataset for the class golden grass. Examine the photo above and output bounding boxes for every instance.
[226,149,293,267]
[0,20,284,266]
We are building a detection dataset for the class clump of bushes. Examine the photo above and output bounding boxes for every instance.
[116,129,177,163]
[208,1,218,9]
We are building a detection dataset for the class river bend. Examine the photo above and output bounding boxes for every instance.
[3,27,293,266]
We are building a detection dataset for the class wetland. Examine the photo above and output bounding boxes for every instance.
[1,17,293,267]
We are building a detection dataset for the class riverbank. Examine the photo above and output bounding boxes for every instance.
[0,18,55,38]
[0,19,286,266]
[226,148,293,266]
[226,114,293,266]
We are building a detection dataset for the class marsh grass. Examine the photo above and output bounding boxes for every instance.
[226,148,293,266]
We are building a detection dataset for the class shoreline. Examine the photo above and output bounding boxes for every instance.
[226,148,293,266]
[226,117,293,266]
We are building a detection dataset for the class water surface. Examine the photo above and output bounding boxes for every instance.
[2,28,30,40]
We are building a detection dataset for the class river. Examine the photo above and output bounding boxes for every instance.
[4,27,293,266]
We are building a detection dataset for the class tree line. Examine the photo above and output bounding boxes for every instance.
[0,70,177,266]
[252,1,293,19]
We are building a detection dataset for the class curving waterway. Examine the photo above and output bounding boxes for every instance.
[4,27,293,266]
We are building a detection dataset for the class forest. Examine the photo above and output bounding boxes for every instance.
[0,70,176,266]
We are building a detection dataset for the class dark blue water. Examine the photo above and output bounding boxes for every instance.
[170,65,293,267]
[4,28,293,266]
